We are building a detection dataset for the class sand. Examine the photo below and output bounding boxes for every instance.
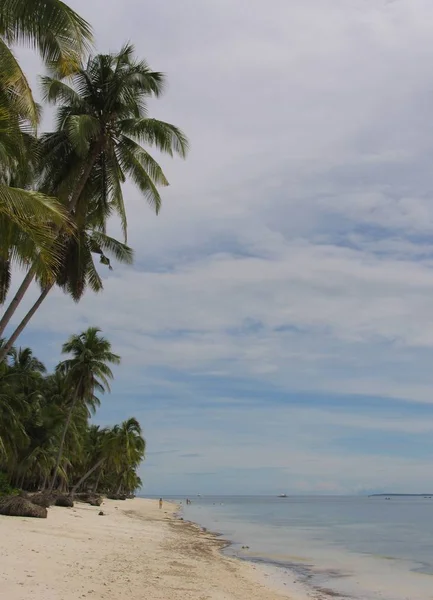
[0,498,304,600]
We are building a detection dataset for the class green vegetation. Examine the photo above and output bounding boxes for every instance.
[0,328,145,496]
[0,0,188,498]
[0,0,92,306]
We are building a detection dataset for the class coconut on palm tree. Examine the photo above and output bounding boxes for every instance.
[0,44,188,357]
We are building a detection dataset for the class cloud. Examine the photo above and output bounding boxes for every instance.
[6,0,433,492]
[132,400,433,494]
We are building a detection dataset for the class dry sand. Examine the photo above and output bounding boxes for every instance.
[0,497,304,600]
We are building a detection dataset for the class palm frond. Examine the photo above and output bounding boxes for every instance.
[119,118,189,158]
[65,114,100,156]
[0,0,93,74]
[115,142,162,214]
[0,38,39,127]
[40,76,86,108]
[90,231,134,266]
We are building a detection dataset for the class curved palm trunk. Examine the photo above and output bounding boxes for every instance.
[0,268,35,339]
[70,457,105,497]
[0,143,102,354]
[93,468,103,493]
[0,284,53,361]
[48,387,79,493]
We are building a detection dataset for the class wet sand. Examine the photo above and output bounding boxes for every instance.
[0,497,308,600]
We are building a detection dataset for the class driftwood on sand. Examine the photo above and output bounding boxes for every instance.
[0,496,48,518]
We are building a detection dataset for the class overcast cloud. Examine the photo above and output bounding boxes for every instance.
[9,0,433,494]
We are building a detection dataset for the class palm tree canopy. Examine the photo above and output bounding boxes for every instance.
[40,44,189,239]
[0,0,90,304]
[0,331,143,495]
[0,0,92,74]
[0,0,92,143]
[0,185,73,303]
[53,228,133,301]
[9,346,46,374]
[57,327,120,400]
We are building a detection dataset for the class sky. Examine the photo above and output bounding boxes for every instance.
[9,0,433,495]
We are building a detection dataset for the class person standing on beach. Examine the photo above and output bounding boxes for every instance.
[159,498,163,509]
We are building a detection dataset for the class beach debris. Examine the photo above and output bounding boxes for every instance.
[0,495,48,518]
[28,493,53,508]
[98,511,105,516]
[54,495,74,508]
[89,497,102,506]
[75,492,103,506]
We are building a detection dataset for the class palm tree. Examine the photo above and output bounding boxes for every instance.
[0,0,92,118]
[0,336,144,495]
[0,344,47,484]
[111,418,145,494]
[48,327,120,492]
[0,374,28,463]
[0,1,92,303]
[0,228,133,357]
[71,418,145,496]
[0,185,72,303]
[0,0,92,165]
[9,346,46,375]
[70,425,115,495]
[0,44,188,353]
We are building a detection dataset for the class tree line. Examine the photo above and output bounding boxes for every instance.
[0,1,188,496]
[0,327,145,497]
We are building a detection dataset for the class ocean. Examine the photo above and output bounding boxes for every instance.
[171,495,433,599]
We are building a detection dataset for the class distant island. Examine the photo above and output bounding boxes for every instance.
[369,494,433,497]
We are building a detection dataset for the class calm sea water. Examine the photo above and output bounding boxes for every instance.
[169,495,433,599]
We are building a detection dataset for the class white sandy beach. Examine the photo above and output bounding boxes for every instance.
[0,498,306,600]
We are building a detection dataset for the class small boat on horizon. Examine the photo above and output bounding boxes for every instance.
[278,494,288,498]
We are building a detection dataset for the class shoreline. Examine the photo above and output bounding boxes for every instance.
[176,516,313,598]
[174,500,433,600]
[0,497,306,600]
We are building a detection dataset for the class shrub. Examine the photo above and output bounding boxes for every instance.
[0,473,18,497]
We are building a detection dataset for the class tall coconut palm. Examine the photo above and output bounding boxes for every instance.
[71,424,107,493]
[48,327,120,492]
[71,418,145,496]
[0,336,145,494]
[0,0,92,300]
[70,425,116,495]
[111,418,145,495]
[0,44,188,353]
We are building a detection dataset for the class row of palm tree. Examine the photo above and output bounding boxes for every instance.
[0,327,145,497]
[0,1,183,494]
[0,0,188,359]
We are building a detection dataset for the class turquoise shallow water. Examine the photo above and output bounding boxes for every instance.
[167,495,433,599]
